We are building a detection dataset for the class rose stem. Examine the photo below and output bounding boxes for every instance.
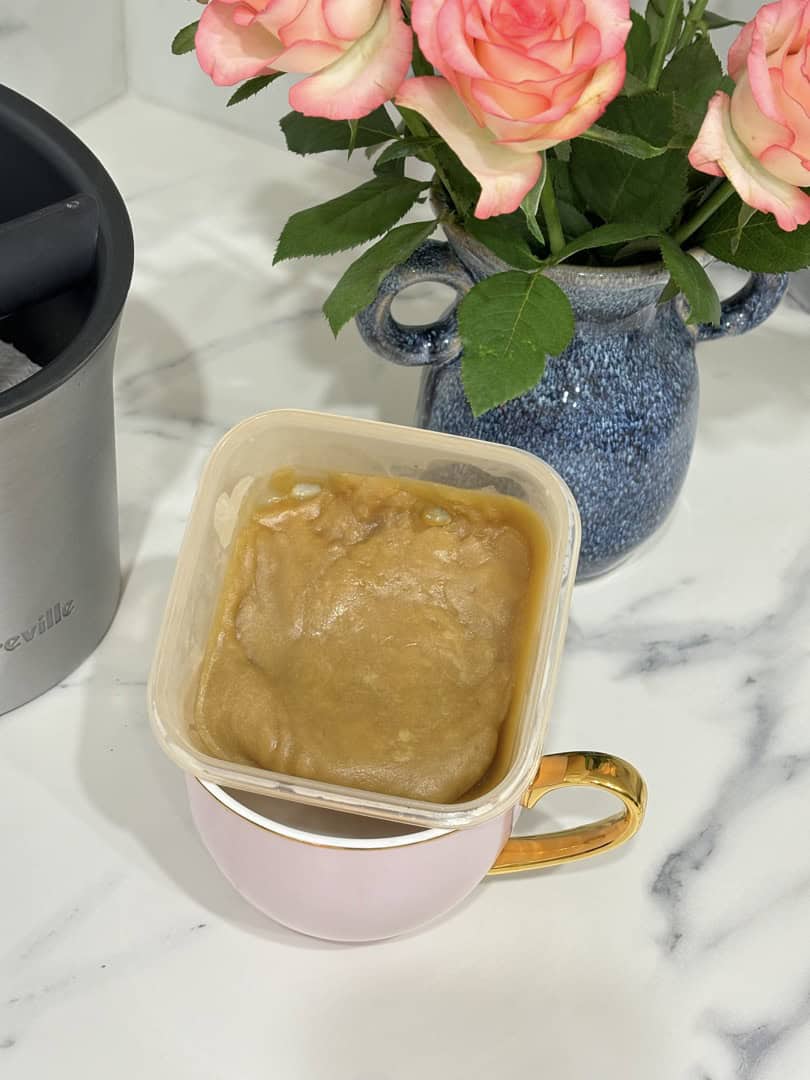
[540,174,565,254]
[676,0,710,50]
[672,179,735,246]
[647,0,684,89]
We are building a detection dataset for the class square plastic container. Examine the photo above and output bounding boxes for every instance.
[148,410,580,830]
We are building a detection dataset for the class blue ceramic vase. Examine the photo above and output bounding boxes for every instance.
[357,221,787,580]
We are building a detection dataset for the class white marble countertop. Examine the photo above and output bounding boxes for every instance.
[2,96,809,1080]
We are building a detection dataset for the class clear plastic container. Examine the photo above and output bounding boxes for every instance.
[148,410,580,830]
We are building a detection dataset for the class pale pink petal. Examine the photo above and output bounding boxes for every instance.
[558,0,587,38]
[524,53,627,139]
[489,54,626,147]
[464,3,487,39]
[270,39,343,71]
[471,80,551,122]
[776,56,810,158]
[727,19,756,82]
[730,70,792,157]
[256,0,306,36]
[277,0,341,47]
[411,0,449,71]
[322,0,382,40]
[488,0,563,47]
[452,71,488,124]
[233,6,260,28]
[289,0,412,118]
[396,76,542,218]
[475,39,558,83]
[196,1,282,86]
[730,0,810,80]
[581,0,632,59]
[690,92,810,231]
[546,68,593,114]
[566,21,603,72]
[216,0,270,8]
[482,68,594,126]
[436,0,490,78]
[527,35,575,71]
[760,142,810,185]
[743,9,793,132]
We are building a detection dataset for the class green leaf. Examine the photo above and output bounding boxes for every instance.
[520,167,547,246]
[719,74,736,95]
[558,200,593,239]
[280,107,396,154]
[660,37,722,138]
[697,194,810,272]
[274,176,430,263]
[412,35,434,77]
[659,237,721,326]
[548,157,578,206]
[433,142,481,217]
[732,204,757,255]
[578,125,668,159]
[703,11,745,30]
[226,73,282,107]
[373,137,442,171]
[548,157,592,238]
[323,221,437,335]
[658,277,680,305]
[171,20,198,55]
[623,72,651,96]
[347,119,359,158]
[626,11,653,81]
[660,37,722,111]
[399,106,481,217]
[571,92,687,231]
[460,272,574,416]
[464,213,542,271]
[545,223,661,266]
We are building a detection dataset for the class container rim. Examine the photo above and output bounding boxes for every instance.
[197,779,451,849]
[0,86,134,419]
[149,410,582,831]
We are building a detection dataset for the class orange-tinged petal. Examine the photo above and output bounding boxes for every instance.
[730,69,791,157]
[411,0,447,69]
[475,38,558,83]
[277,0,341,47]
[396,76,542,218]
[322,0,382,40]
[290,0,412,118]
[489,55,625,147]
[436,0,490,78]
[690,91,810,231]
[196,1,282,86]
[255,0,306,36]
[760,142,810,185]
[270,40,343,71]
[470,80,551,122]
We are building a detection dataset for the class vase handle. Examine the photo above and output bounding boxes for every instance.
[355,240,474,367]
[694,272,788,342]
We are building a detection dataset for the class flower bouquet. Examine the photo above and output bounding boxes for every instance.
[173,0,810,417]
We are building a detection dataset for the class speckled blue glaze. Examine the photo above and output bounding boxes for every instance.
[356,224,787,580]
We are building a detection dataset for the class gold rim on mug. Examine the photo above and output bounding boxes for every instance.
[195,751,647,870]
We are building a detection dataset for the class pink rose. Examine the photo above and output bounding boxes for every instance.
[397,0,631,219]
[690,0,810,231]
[195,0,412,120]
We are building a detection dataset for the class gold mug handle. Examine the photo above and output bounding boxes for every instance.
[489,752,647,875]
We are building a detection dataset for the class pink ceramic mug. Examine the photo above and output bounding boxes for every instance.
[188,751,646,942]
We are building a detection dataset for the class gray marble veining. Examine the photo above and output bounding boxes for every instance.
[0,98,808,1080]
